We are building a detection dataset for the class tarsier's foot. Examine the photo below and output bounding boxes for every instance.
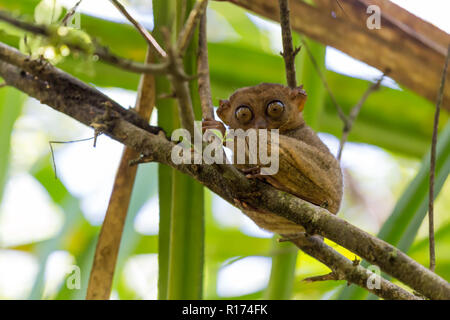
[202,118,226,137]
[240,166,262,179]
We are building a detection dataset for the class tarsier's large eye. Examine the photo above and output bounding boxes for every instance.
[235,106,253,124]
[266,100,285,118]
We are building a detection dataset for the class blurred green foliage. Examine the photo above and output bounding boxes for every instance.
[0,0,448,300]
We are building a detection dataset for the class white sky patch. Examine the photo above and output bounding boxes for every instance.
[123,254,158,299]
[217,256,271,297]
[390,0,450,33]
[319,133,402,231]
[55,134,123,225]
[134,197,159,235]
[0,173,64,247]
[42,250,75,299]
[0,250,38,299]
[59,0,154,29]
[246,13,283,53]
[318,133,398,178]
[325,47,400,89]
[207,8,241,43]
[212,195,273,239]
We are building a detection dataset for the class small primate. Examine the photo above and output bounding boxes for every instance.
[202,83,343,236]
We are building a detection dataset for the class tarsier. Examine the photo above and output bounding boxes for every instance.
[202,83,343,236]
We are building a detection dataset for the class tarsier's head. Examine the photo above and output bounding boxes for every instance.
[217,83,307,132]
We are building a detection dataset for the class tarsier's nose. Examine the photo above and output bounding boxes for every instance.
[254,118,268,129]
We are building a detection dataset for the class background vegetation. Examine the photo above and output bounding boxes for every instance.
[0,0,448,299]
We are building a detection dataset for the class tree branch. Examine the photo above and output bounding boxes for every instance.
[1,43,449,299]
[197,8,215,120]
[289,233,421,300]
[428,45,450,272]
[0,10,169,75]
[278,0,298,88]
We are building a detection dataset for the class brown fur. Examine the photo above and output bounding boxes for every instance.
[216,83,343,235]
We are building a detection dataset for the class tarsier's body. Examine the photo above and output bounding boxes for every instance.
[203,83,343,236]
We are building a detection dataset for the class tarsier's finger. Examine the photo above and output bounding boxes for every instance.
[202,120,221,126]
[202,121,226,136]
[202,125,223,132]
[202,124,218,129]
[240,167,261,174]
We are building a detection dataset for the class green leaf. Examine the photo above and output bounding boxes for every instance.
[264,240,298,299]
[0,86,25,204]
[167,170,205,299]
[165,0,205,300]
[152,0,176,300]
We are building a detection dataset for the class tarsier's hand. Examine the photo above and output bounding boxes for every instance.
[202,118,226,137]
[239,166,263,179]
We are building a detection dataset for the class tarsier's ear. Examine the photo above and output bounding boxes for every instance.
[217,99,231,123]
[289,85,308,112]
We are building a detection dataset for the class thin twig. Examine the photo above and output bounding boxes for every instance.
[278,0,298,88]
[109,0,167,58]
[337,73,385,160]
[49,136,95,179]
[197,8,214,119]
[95,44,169,74]
[428,45,450,272]
[167,45,196,135]
[61,0,82,26]
[300,37,348,125]
[177,0,209,57]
